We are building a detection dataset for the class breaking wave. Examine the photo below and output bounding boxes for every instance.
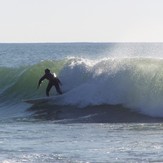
[1,57,163,117]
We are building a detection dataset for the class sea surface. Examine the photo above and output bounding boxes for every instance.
[1,43,163,162]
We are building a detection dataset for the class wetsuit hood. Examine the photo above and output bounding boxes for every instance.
[45,68,50,74]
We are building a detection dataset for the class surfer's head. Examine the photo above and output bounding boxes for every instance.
[45,68,50,74]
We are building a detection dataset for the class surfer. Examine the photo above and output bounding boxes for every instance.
[37,68,62,96]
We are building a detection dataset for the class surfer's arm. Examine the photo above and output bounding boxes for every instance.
[37,75,46,89]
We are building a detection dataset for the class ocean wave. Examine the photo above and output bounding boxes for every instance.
[1,57,163,117]
[0,60,66,99]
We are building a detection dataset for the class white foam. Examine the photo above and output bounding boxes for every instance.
[56,57,163,117]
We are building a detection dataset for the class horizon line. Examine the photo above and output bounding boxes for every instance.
[0,41,163,44]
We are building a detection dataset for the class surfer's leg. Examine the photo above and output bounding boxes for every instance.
[55,84,62,94]
[46,83,53,96]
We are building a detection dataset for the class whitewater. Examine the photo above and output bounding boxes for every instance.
[1,43,163,162]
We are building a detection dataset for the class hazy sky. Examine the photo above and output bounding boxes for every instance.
[0,0,163,42]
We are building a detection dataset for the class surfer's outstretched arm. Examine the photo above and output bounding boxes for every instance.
[37,75,46,89]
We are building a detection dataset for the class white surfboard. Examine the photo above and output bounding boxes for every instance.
[23,93,65,104]
[23,91,67,105]
[23,97,50,104]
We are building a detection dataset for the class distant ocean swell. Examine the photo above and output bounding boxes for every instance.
[1,57,163,117]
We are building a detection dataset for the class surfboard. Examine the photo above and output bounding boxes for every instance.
[22,93,64,104]
[23,91,67,105]
[23,97,51,104]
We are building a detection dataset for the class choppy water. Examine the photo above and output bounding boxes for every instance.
[1,122,163,163]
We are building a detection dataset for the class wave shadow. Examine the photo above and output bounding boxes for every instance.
[26,104,163,123]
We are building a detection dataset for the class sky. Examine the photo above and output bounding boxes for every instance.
[0,0,163,42]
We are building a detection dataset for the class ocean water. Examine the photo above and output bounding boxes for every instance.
[1,43,163,162]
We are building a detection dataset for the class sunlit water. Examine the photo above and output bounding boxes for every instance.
[1,122,163,163]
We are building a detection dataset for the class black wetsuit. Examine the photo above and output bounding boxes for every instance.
[38,72,62,96]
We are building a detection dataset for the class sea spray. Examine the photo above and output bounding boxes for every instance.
[58,57,163,117]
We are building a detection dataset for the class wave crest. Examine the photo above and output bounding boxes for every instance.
[59,57,163,117]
